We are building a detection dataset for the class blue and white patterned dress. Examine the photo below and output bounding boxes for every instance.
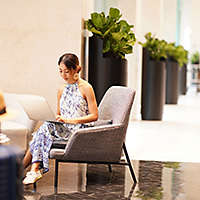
[29,82,90,172]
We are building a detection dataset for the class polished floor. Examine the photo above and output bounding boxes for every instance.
[126,86,200,163]
[24,161,200,200]
[23,86,200,200]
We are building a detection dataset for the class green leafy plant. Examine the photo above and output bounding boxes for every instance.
[139,32,167,61]
[85,8,136,59]
[190,51,200,64]
[163,162,180,169]
[165,42,188,67]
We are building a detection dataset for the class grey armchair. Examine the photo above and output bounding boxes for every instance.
[50,86,137,193]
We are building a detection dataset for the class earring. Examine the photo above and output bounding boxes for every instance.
[73,73,79,81]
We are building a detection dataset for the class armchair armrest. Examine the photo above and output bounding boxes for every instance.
[51,123,126,162]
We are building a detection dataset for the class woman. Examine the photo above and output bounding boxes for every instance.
[23,53,98,184]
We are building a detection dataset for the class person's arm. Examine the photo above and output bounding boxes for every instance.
[56,86,64,116]
[57,84,98,124]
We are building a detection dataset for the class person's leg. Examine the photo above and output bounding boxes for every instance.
[23,149,41,171]
[23,150,42,184]
[23,149,32,169]
[30,162,40,172]
[23,122,54,184]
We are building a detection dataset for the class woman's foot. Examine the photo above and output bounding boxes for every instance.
[23,170,42,185]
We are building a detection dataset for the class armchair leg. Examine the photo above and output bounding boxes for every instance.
[54,160,59,194]
[108,164,112,173]
[33,182,37,192]
[123,143,137,183]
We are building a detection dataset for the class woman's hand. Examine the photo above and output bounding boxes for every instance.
[56,115,65,123]
[56,115,75,124]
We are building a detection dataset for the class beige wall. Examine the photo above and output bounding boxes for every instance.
[161,0,177,42]
[0,0,82,112]
[0,0,179,118]
[180,0,199,51]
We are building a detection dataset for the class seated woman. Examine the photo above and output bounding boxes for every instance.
[23,53,98,184]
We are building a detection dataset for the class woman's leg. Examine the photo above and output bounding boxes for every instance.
[23,149,41,171]
[23,149,32,169]
[30,162,40,172]
[23,149,42,184]
[23,122,55,184]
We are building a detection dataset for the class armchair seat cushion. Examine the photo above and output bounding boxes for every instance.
[51,139,67,149]
[50,148,65,160]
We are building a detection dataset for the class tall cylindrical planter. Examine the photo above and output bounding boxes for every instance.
[179,64,187,95]
[141,48,166,120]
[88,36,127,104]
[165,59,179,104]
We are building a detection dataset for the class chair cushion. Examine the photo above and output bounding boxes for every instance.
[51,139,67,149]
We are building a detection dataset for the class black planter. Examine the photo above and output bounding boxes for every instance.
[88,36,127,104]
[179,64,187,95]
[165,59,179,104]
[141,48,166,120]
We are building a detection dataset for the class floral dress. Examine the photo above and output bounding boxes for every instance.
[29,82,90,172]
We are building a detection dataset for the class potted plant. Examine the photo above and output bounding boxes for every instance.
[165,43,188,104]
[139,32,167,120]
[85,7,136,104]
[179,49,188,95]
[190,51,200,87]
[191,51,200,64]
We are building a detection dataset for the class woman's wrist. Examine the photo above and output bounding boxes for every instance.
[56,115,79,124]
[64,118,78,124]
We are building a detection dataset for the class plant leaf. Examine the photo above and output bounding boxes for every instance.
[91,13,104,29]
[109,8,121,21]
[103,40,111,53]
[90,27,103,36]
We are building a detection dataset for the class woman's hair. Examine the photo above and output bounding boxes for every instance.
[58,53,79,70]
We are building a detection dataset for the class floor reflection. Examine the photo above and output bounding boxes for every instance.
[24,160,200,200]
[136,161,163,199]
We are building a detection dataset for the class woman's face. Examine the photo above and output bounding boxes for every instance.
[59,63,75,83]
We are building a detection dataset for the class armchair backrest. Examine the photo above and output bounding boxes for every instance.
[98,86,136,125]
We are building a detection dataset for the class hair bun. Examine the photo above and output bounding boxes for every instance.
[77,65,81,73]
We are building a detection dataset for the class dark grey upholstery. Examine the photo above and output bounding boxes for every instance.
[49,86,137,192]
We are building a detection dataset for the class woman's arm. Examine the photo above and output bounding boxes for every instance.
[56,86,64,116]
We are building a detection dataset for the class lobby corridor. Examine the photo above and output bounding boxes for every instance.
[24,87,200,200]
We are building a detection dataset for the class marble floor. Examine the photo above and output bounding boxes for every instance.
[126,86,200,163]
[23,86,200,200]
[24,161,200,200]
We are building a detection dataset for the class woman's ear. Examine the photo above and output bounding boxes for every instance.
[73,73,79,81]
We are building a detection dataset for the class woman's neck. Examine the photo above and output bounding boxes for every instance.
[66,78,79,85]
